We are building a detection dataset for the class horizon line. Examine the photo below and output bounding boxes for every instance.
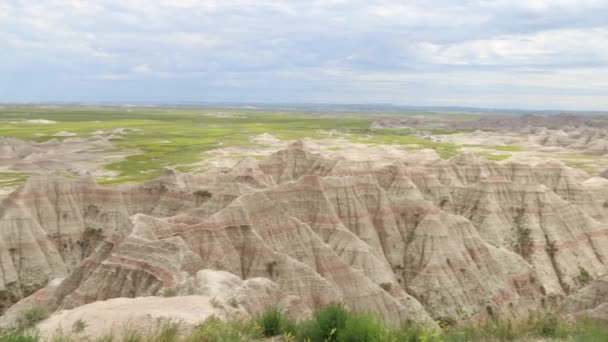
[1,101,607,115]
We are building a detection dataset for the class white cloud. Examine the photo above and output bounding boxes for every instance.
[417,28,608,67]
[162,32,221,48]
[480,0,607,12]
[132,64,152,74]
[1,0,608,109]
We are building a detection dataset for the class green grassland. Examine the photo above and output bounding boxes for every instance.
[2,107,605,187]
[552,153,605,175]
[0,107,465,185]
[0,107,367,184]
[474,152,512,161]
[347,128,464,159]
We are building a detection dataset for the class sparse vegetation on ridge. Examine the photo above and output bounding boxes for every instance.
[474,152,511,161]
[348,128,462,159]
[577,267,592,287]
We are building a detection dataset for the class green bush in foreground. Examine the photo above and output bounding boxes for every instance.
[338,314,389,342]
[298,304,350,342]
[391,321,436,342]
[256,307,296,337]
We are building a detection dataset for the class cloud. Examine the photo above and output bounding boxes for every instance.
[417,28,608,68]
[132,64,153,74]
[480,0,607,12]
[1,0,608,109]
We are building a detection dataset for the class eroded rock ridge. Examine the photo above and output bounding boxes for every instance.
[2,141,608,328]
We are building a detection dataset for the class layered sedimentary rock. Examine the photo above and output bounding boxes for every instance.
[0,175,132,312]
[372,114,608,132]
[562,275,608,323]
[0,137,119,175]
[372,114,608,155]
[2,141,608,332]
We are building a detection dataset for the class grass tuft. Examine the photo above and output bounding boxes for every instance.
[18,307,49,329]
[186,316,263,342]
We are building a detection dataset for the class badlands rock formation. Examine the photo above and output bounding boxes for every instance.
[373,114,608,132]
[1,141,608,336]
[525,126,608,155]
[0,136,127,176]
[562,275,608,320]
[373,114,608,156]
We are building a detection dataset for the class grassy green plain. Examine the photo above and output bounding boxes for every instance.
[1,106,606,187]
[0,107,465,185]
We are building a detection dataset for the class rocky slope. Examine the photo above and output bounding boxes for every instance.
[1,141,608,336]
[0,136,129,177]
[373,114,608,132]
[524,126,608,155]
[373,114,608,156]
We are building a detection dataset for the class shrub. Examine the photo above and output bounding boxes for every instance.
[193,189,212,198]
[545,239,558,258]
[209,297,221,308]
[119,321,181,342]
[441,318,516,342]
[379,283,392,292]
[528,312,569,339]
[227,297,239,308]
[18,306,49,329]
[298,304,350,342]
[439,311,579,341]
[282,331,296,342]
[122,325,144,342]
[436,316,457,329]
[265,261,277,277]
[577,267,592,287]
[338,314,388,342]
[391,321,433,342]
[83,227,103,238]
[186,316,262,342]
[257,307,292,337]
[514,226,533,260]
[162,288,177,297]
[484,319,517,341]
[150,321,181,342]
[72,319,87,333]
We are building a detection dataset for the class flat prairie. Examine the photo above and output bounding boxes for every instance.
[2,107,607,190]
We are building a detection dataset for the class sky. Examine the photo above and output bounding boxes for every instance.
[1,0,608,110]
